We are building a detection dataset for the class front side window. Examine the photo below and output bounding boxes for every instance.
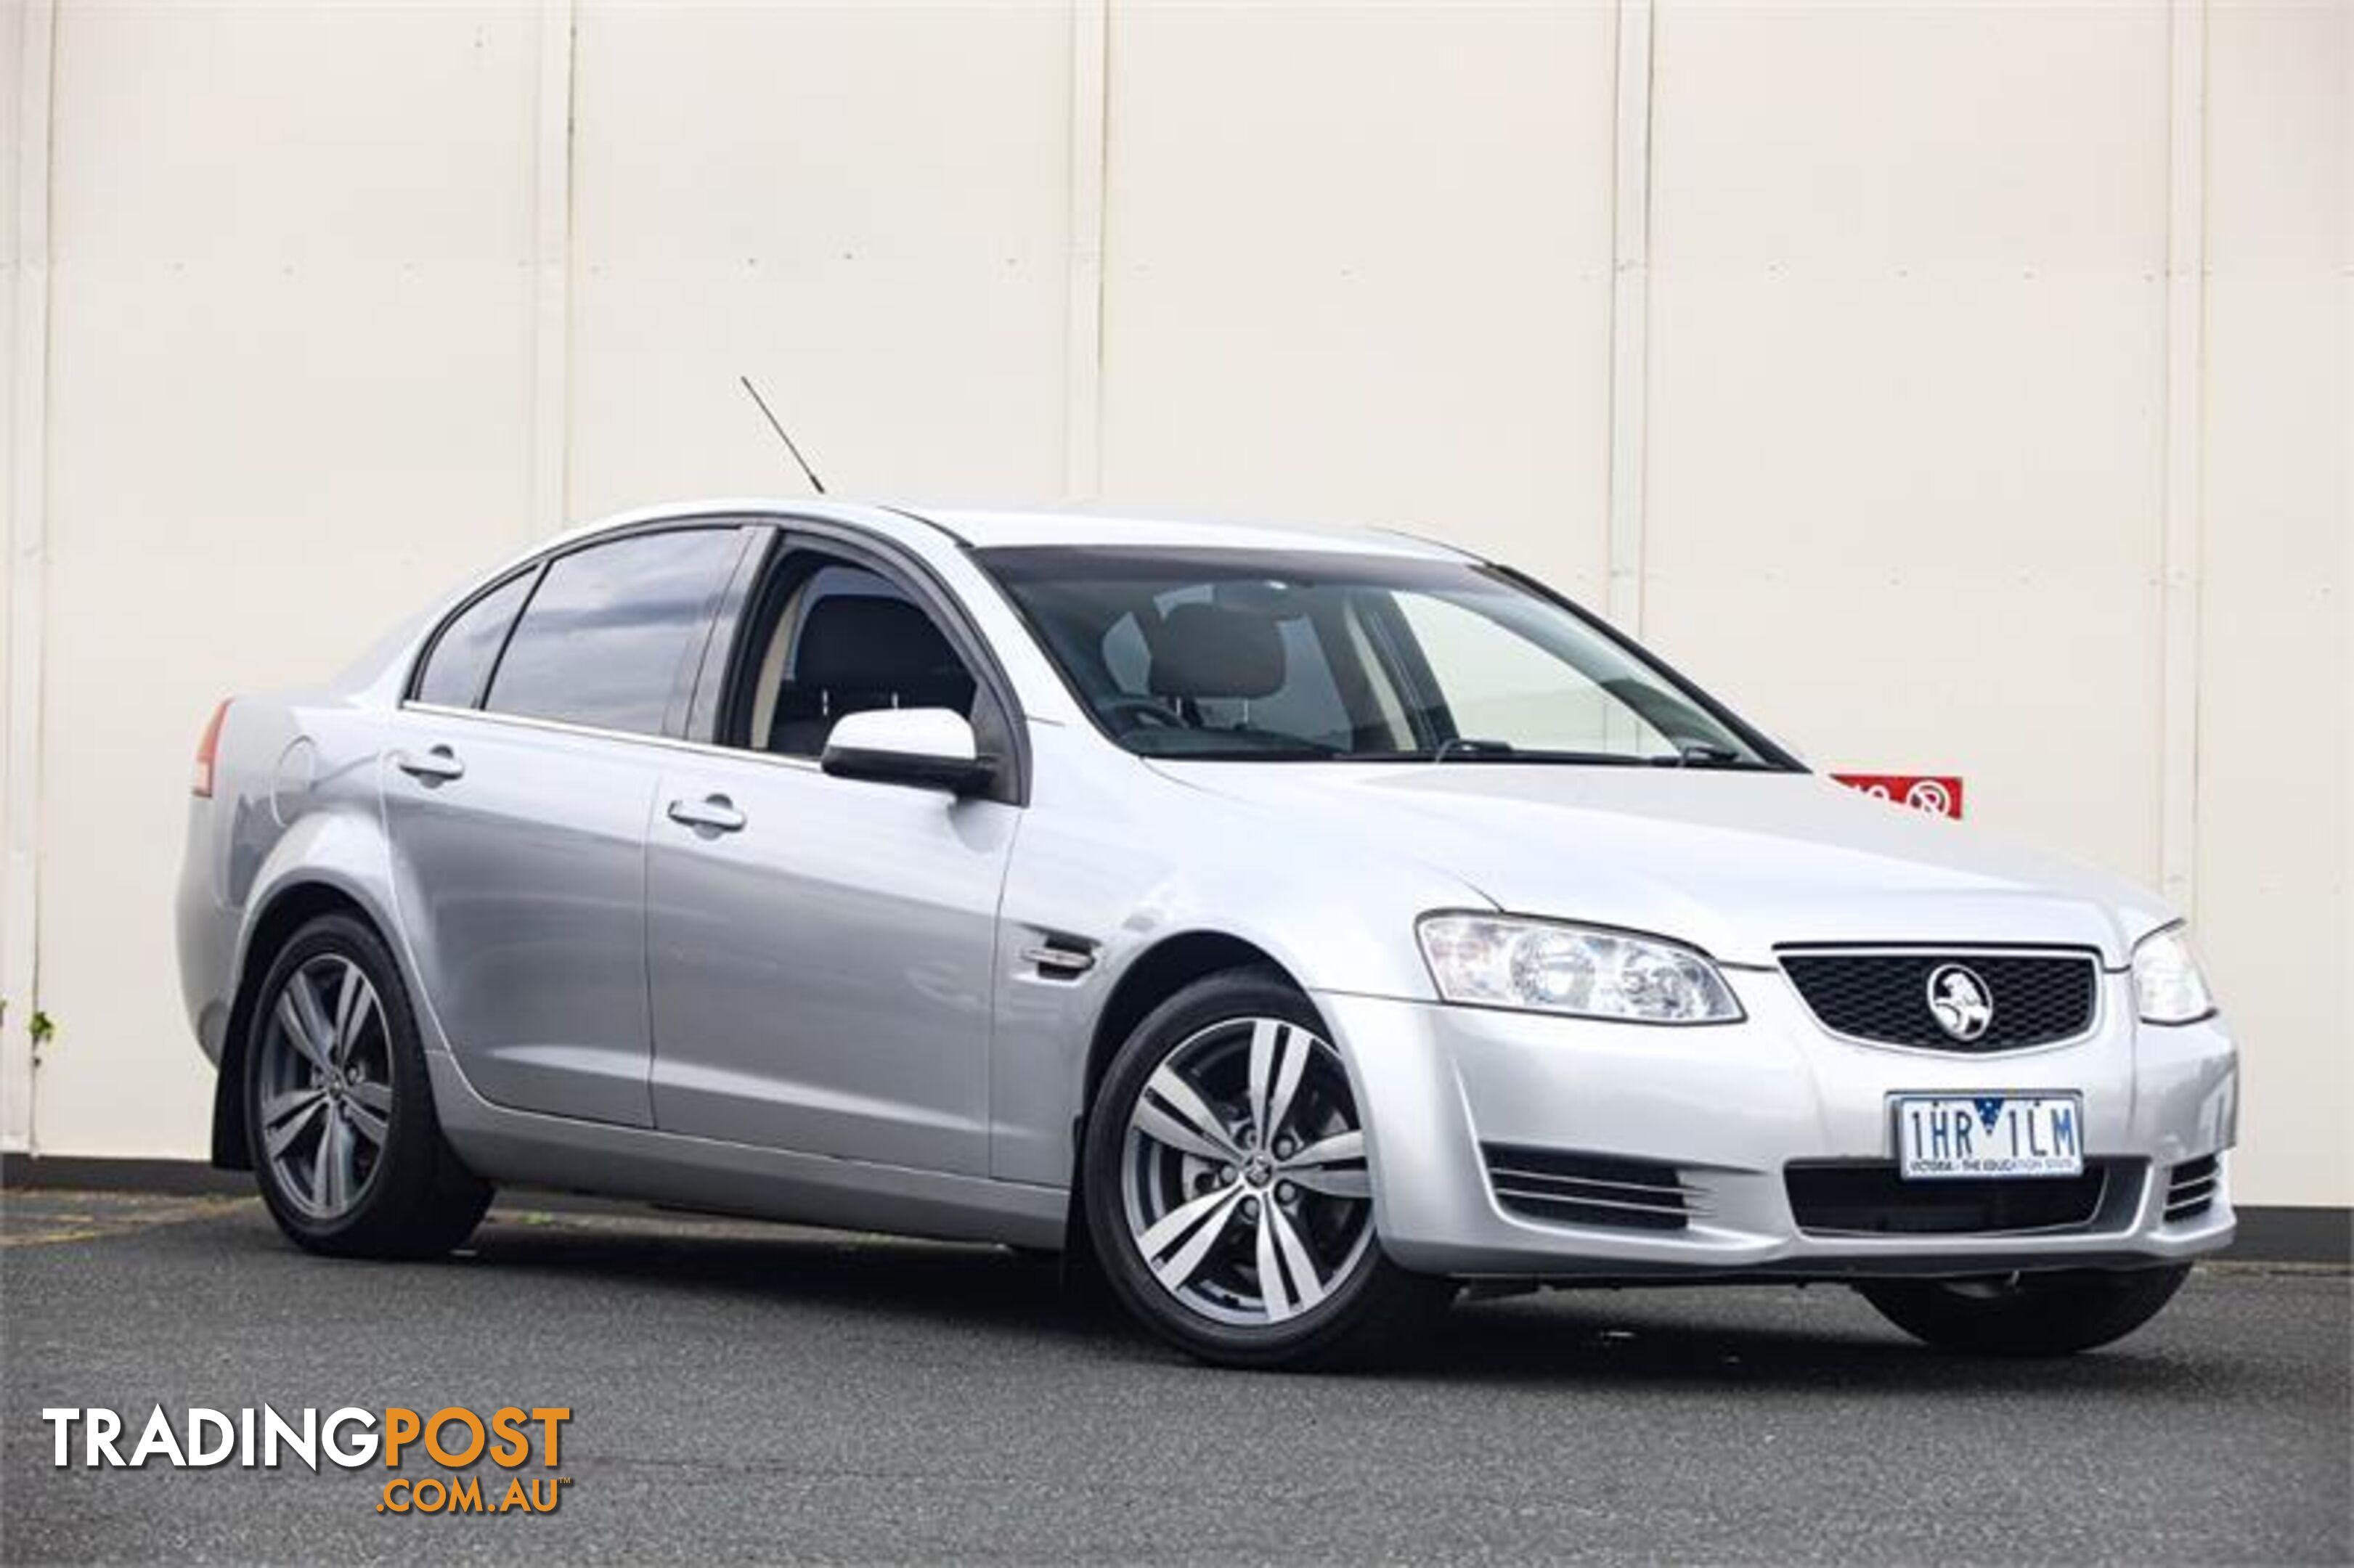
[979,547,1788,768]
[728,550,983,759]
[484,528,741,736]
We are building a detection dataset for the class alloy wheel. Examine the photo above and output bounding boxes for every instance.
[257,954,393,1220]
[1119,1016,1374,1326]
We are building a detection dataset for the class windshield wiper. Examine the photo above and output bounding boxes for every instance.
[1345,743,1647,766]
[1128,740,1342,761]
[1431,737,1518,762]
[1648,740,1762,769]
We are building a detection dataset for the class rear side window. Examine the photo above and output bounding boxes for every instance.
[484,528,741,736]
[415,573,533,708]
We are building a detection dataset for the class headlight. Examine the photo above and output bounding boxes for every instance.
[2133,923,2216,1024]
[1416,914,1743,1024]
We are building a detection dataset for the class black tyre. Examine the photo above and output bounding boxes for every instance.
[1860,1264,2193,1356]
[243,912,491,1259]
[1082,968,1454,1368]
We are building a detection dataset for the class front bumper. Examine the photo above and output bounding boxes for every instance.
[1320,966,2239,1281]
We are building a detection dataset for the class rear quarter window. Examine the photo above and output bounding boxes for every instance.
[415,572,533,709]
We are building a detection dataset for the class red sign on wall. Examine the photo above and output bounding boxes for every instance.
[1833,773,1965,820]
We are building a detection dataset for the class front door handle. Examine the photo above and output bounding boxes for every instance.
[392,746,465,783]
[667,794,747,833]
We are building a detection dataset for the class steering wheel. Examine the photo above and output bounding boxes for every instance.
[1097,695,1185,732]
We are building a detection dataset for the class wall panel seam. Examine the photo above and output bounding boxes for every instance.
[532,0,577,540]
[1064,0,1108,499]
[1605,0,1653,632]
[2159,0,2207,917]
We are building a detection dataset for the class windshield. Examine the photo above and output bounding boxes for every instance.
[978,547,1793,768]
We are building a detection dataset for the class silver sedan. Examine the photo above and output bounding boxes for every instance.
[177,502,2238,1367]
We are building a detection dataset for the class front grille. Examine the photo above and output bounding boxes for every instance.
[2165,1155,2220,1222]
[1482,1146,1693,1231]
[1780,950,2099,1051]
[1785,1160,2135,1236]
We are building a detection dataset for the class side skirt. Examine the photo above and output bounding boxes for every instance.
[425,1053,1067,1249]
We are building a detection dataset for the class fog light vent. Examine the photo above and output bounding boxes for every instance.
[1480,1145,1695,1231]
[2165,1155,2220,1223]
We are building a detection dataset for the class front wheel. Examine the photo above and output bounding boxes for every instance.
[1082,969,1453,1368]
[244,912,492,1259]
[1859,1264,2193,1356]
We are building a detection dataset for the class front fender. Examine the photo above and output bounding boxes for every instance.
[987,727,1494,1187]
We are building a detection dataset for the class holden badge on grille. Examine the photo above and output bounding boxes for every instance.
[1926,963,1995,1042]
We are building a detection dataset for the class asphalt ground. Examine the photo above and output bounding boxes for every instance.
[2,1188,2347,1565]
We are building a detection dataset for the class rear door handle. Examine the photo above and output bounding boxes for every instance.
[667,794,746,833]
[392,746,465,783]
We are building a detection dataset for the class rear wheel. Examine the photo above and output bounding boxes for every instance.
[1860,1264,2193,1356]
[1083,969,1453,1368]
[244,912,491,1258]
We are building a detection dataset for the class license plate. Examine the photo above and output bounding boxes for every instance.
[1894,1094,2084,1179]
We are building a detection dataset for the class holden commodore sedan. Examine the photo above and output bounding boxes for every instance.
[176,501,2238,1367]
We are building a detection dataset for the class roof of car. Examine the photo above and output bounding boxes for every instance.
[545,499,1477,563]
[911,506,1473,560]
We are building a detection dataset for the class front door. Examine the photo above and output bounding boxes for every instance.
[645,545,1017,1174]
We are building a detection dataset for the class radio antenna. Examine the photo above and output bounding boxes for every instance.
[738,375,826,494]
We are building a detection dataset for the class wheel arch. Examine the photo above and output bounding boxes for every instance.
[1061,929,1306,1256]
[211,881,387,1169]
[1081,931,1304,1108]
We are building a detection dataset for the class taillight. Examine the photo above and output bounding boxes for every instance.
[192,700,232,797]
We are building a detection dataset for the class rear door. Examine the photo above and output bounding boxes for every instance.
[383,524,751,1127]
[644,532,1021,1174]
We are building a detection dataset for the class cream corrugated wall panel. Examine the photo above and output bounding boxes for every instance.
[4,1,2345,1206]
[566,1,1075,515]
[30,2,543,1156]
[1096,1,1617,597]
[2196,0,2352,1206]
[1643,1,2171,891]
[0,1,22,1106]
[2,0,48,1153]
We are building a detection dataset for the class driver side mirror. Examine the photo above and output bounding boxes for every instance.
[820,708,997,796]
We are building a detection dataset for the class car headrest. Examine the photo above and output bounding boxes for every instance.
[1146,603,1285,701]
[794,595,961,693]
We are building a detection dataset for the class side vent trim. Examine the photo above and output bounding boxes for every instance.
[1019,934,1099,981]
